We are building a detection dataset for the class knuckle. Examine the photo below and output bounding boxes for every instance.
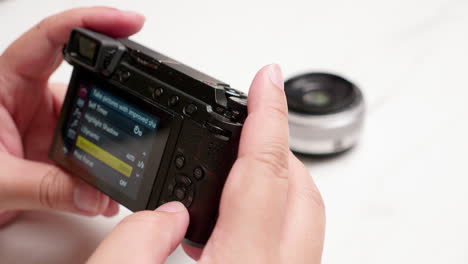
[265,101,289,123]
[249,141,289,178]
[34,16,58,45]
[38,167,67,209]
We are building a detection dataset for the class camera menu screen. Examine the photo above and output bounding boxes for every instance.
[63,83,159,200]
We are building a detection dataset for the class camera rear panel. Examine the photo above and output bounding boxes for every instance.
[50,28,247,246]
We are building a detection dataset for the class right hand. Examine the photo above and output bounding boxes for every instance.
[87,64,326,263]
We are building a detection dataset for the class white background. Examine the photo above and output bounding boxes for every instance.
[1,0,468,263]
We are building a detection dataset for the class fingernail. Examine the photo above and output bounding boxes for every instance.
[156,201,186,213]
[74,182,100,214]
[98,194,110,214]
[268,64,284,90]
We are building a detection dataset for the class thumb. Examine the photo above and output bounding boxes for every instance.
[0,152,114,216]
[88,202,189,264]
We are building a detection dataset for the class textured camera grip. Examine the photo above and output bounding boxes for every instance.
[158,119,241,246]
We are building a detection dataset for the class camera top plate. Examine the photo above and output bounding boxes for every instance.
[64,28,248,126]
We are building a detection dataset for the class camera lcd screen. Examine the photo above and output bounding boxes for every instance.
[62,82,159,200]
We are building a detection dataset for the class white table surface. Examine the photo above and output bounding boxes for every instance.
[1,0,468,263]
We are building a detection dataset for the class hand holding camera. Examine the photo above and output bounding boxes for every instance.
[0,7,325,263]
[0,7,146,224]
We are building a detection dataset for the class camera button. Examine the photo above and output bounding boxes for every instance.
[184,194,194,207]
[175,155,185,169]
[187,195,193,203]
[231,110,241,120]
[184,104,198,116]
[215,106,225,114]
[193,167,204,180]
[167,183,175,194]
[206,122,230,140]
[103,49,116,69]
[223,111,233,119]
[116,70,131,83]
[168,95,179,106]
[176,175,192,186]
[153,87,164,99]
[174,187,186,201]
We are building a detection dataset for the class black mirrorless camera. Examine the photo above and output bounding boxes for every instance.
[49,28,247,246]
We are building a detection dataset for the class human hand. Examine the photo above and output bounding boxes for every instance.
[0,7,145,226]
[87,65,326,263]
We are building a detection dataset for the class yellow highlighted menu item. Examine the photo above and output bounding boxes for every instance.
[76,136,133,177]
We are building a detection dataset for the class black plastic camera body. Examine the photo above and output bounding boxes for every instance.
[49,28,247,246]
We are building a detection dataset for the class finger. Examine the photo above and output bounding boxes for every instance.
[87,202,189,264]
[0,7,145,124]
[47,86,120,219]
[280,153,325,263]
[182,243,202,260]
[0,210,21,228]
[49,82,67,118]
[102,199,120,217]
[0,152,111,216]
[238,63,290,172]
[210,64,289,251]
[0,7,145,82]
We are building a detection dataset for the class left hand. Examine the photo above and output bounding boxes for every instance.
[0,7,145,225]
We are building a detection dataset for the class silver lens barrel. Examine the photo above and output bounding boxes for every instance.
[286,73,365,156]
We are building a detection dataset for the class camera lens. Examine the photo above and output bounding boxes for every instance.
[286,72,365,156]
[285,73,357,115]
